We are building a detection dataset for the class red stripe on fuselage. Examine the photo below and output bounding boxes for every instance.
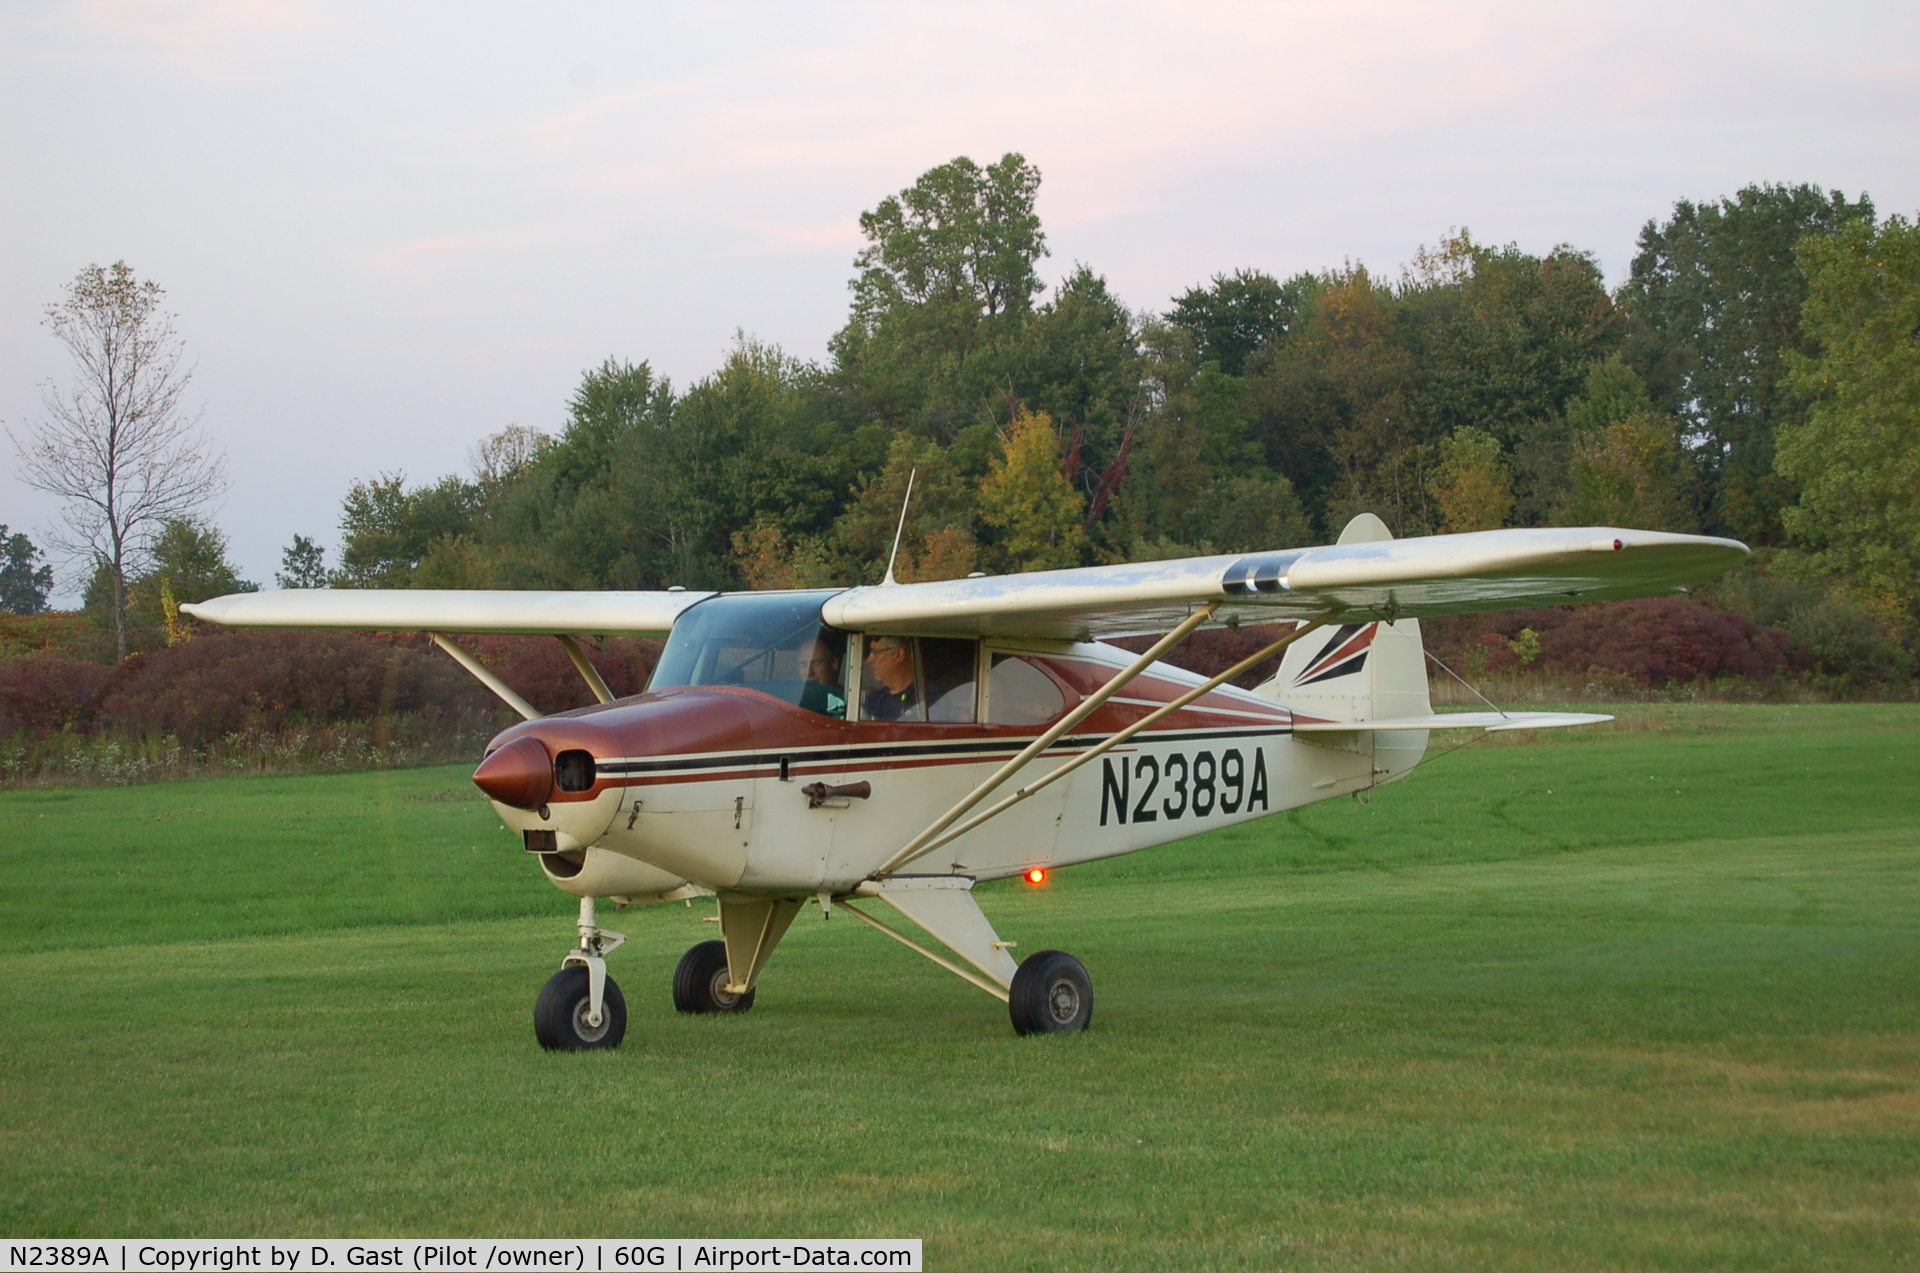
[483,653,1292,803]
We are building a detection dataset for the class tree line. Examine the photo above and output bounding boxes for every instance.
[305,160,1911,620]
[10,156,1918,672]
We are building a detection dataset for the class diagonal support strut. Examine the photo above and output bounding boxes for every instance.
[885,609,1344,875]
[428,632,540,720]
[556,634,615,704]
[868,602,1220,880]
[837,902,1011,1003]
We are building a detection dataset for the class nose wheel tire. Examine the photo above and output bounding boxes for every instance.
[673,939,756,1014]
[1009,950,1093,1035]
[533,966,627,1051]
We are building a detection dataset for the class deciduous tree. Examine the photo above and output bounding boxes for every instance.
[277,535,329,589]
[832,154,1049,433]
[1622,184,1874,543]
[1553,357,1694,531]
[10,262,226,658]
[1428,427,1514,533]
[848,153,1046,323]
[1777,215,1920,619]
[0,526,55,615]
[86,518,254,651]
[979,409,1088,572]
[1168,269,1308,377]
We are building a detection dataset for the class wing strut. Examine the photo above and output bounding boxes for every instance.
[874,608,1343,879]
[836,902,1011,1003]
[428,632,540,720]
[867,601,1222,880]
[556,635,615,704]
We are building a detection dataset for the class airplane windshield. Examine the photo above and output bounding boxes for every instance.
[648,591,850,719]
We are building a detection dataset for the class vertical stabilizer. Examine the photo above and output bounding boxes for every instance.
[1252,513,1430,785]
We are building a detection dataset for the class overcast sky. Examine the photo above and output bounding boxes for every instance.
[3,0,1915,598]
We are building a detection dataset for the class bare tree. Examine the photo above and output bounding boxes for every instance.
[9,262,226,659]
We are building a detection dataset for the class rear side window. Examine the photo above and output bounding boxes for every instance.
[987,654,1066,725]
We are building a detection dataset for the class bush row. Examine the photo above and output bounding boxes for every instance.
[1142,592,1914,700]
[0,629,663,746]
[3,585,1910,787]
[0,718,493,788]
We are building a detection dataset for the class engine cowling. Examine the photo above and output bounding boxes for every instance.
[538,846,700,901]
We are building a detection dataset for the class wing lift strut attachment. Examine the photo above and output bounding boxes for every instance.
[841,603,1346,1002]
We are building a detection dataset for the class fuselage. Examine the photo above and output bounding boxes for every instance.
[482,636,1421,903]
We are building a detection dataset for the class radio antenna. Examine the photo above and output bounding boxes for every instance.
[881,467,917,587]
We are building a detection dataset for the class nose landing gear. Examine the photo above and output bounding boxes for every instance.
[534,897,628,1051]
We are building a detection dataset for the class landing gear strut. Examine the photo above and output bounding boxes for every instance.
[533,897,628,1051]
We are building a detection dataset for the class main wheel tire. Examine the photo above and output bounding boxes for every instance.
[673,939,756,1014]
[1008,949,1093,1035]
[533,966,627,1051]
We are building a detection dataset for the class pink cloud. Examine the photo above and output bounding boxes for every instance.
[73,0,327,83]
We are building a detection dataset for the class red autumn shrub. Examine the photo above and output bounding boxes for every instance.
[93,629,504,743]
[466,636,662,715]
[1428,597,1791,685]
[0,629,668,747]
[0,656,116,736]
[1542,597,1789,683]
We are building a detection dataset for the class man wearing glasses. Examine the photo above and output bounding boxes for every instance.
[862,636,920,722]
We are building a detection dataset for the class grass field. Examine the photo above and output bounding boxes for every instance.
[1,703,1915,1269]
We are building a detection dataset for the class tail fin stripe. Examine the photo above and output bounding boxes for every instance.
[1299,653,1373,686]
[1296,624,1377,684]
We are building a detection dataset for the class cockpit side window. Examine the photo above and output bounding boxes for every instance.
[649,592,849,719]
[922,638,978,722]
[857,636,978,723]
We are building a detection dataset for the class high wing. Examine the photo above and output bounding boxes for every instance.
[181,525,1745,642]
[820,525,1748,640]
[179,588,713,636]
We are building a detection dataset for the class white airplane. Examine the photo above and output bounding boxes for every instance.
[184,515,1747,1049]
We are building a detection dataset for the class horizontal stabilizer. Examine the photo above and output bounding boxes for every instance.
[1291,711,1613,733]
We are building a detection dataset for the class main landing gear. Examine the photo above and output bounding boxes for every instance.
[1008,950,1094,1035]
[673,939,755,1014]
[838,879,1095,1037]
[534,896,628,1051]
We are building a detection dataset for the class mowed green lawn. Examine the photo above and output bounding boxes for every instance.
[0,704,1915,1270]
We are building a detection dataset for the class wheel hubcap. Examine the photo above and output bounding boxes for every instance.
[570,997,610,1043]
[1047,978,1081,1024]
[709,967,740,1009]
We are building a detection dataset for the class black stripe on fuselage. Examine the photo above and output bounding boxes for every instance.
[595,724,1294,778]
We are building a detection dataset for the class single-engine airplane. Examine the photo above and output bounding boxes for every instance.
[184,515,1747,1049]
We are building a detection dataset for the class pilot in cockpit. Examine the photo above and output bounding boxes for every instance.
[862,635,919,721]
